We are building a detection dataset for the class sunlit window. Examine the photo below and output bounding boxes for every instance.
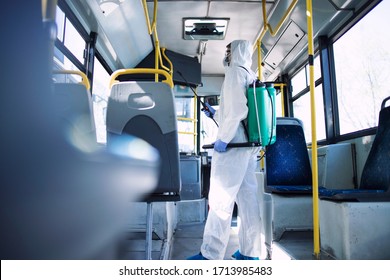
[200,104,219,156]
[56,7,65,42]
[292,84,326,142]
[174,87,197,153]
[92,57,110,144]
[54,6,85,70]
[291,56,321,97]
[333,1,390,134]
[291,67,307,96]
[64,18,85,64]
[291,55,325,142]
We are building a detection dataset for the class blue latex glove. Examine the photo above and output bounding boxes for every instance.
[214,139,228,152]
[202,102,216,118]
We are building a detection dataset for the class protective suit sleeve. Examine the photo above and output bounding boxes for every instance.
[217,68,248,143]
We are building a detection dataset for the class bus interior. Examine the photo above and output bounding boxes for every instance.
[1,0,390,260]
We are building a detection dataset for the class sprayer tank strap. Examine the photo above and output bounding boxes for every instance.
[238,66,255,141]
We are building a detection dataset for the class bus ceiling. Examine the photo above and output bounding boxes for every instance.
[62,0,375,81]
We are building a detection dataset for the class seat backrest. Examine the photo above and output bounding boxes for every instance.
[54,83,96,130]
[265,117,312,192]
[106,81,181,200]
[53,83,97,147]
[360,97,390,191]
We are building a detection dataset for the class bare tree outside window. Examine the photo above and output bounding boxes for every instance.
[334,1,390,134]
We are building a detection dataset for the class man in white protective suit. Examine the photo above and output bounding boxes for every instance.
[187,40,262,260]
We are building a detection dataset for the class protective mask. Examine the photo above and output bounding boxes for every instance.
[223,57,229,67]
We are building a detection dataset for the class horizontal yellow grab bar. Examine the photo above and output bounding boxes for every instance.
[178,131,198,136]
[109,68,174,89]
[53,70,90,91]
[177,117,198,122]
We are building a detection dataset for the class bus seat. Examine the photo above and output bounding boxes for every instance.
[319,96,390,201]
[265,117,313,194]
[106,81,181,199]
[319,96,390,259]
[53,83,97,147]
[1,6,159,259]
[106,80,181,259]
[262,117,316,255]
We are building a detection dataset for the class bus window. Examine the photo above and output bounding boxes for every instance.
[64,19,85,64]
[275,89,283,118]
[291,67,307,97]
[200,99,219,154]
[92,57,110,144]
[291,56,321,97]
[333,0,390,135]
[53,6,85,73]
[292,83,326,142]
[175,96,196,154]
[291,56,325,142]
[56,6,65,42]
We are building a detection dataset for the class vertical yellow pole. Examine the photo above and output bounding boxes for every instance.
[155,39,159,82]
[306,0,320,259]
[193,91,198,152]
[153,0,159,82]
[142,0,152,35]
[257,40,262,81]
[280,85,285,117]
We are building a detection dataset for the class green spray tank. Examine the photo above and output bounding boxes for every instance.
[247,80,276,146]
[201,79,276,151]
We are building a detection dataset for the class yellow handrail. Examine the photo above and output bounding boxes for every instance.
[178,131,198,136]
[267,0,298,37]
[142,0,152,35]
[306,0,320,259]
[255,0,299,81]
[53,70,91,91]
[142,0,172,81]
[109,68,173,89]
[177,117,198,122]
[274,83,286,117]
[162,48,173,75]
[156,42,171,73]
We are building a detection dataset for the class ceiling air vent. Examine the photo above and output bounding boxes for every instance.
[183,18,229,40]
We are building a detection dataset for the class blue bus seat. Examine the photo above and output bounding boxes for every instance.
[265,117,316,194]
[262,117,316,254]
[319,96,390,201]
[319,96,390,259]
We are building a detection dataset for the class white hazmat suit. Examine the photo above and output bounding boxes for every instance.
[200,40,262,259]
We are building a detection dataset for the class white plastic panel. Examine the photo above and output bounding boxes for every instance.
[320,200,390,259]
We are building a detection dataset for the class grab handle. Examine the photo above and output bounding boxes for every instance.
[53,70,90,91]
[109,68,173,89]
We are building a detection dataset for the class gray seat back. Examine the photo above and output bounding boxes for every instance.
[53,83,96,143]
[106,81,181,200]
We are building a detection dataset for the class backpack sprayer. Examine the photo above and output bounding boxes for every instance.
[176,70,276,150]
[202,78,277,150]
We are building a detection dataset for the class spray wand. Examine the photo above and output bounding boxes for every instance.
[176,71,219,127]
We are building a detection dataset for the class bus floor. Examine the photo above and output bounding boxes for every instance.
[169,220,333,260]
[119,219,334,260]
